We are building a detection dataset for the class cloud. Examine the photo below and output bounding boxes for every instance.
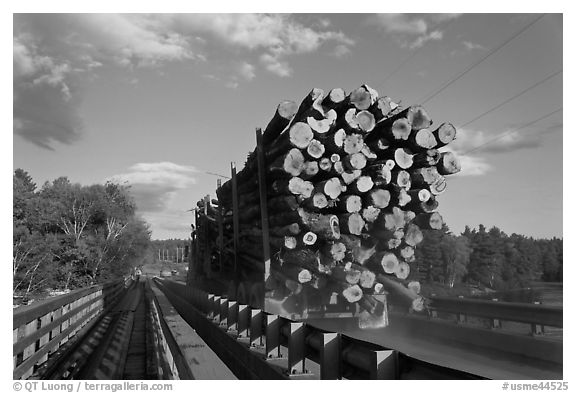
[108,162,198,213]
[442,126,544,177]
[450,127,542,154]
[463,41,487,51]
[332,44,352,57]
[260,53,292,77]
[173,14,354,76]
[14,36,82,149]
[13,14,206,150]
[407,30,443,49]
[369,13,461,48]
[238,62,256,81]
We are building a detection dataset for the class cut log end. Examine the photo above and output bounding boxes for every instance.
[307,139,326,159]
[395,148,414,170]
[407,106,432,131]
[356,110,376,133]
[380,252,399,274]
[342,284,363,303]
[394,261,410,280]
[362,206,381,223]
[434,122,457,146]
[438,152,461,175]
[392,118,412,141]
[343,134,365,155]
[289,122,314,149]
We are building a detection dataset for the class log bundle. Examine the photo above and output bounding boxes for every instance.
[202,85,460,319]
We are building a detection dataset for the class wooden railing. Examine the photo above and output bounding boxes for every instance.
[13,279,129,379]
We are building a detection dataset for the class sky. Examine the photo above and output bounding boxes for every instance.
[12,13,563,240]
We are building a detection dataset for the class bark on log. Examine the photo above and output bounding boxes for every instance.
[298,208,341,241]
[433,122,457,148]
[437,152,461,175]
[339,169,361,186]
[343,152,367,171]
[300,161,319,180]
[376,274,425,312]
[271,177,314,198]
[269,148,306,177]
[408,128,437,152]
[414,212,444,230]
[349,176,374,194]
[322,129,346,153]
[280,263,313,283]
[316,177,344,199]
[322,87,346,110]
[366,162,392,187]
[270,223,300,236]
[300,192,329,211]
[364,188,391,209]
[410,166,440,188]
[262,100,299,146]
[394,148,414,169]
[307,109,337,135]
[348,85,378,110]
[406,195,439,214]
[370,96,394,122]
[404,223,424,247]
[267,122,314,159]
[413,149,441,167]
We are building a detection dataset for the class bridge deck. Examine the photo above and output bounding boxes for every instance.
[307,316,562,380]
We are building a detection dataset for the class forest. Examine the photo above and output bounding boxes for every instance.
[414,224,562,295]
[13,169,152,302]
[13,168,562,302]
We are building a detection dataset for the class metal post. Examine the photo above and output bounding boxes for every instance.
[265,314,281,359]
[287,322,306,375]
[227,300,238,333]
[250,309,263,348]
[255,128,271,311]
[369,350,398,379]
[237,304,250,339]
[319,333,341,380]
[491,298,501,329]
[231,163,240,282]
[212,295,221,324]
[219,298,228,328]
[216,178,224,272]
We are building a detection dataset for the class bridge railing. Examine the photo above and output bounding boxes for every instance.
[427,296,563,334]
[13,278,129,379]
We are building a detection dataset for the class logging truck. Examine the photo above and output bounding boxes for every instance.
[186,84,460,329]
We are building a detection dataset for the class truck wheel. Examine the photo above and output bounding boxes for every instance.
[249,283,265,309]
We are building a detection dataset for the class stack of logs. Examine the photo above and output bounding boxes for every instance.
[209,85,460,326]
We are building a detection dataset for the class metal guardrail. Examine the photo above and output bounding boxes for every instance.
[13,279,129,379]
[428,296,563,333]
[155,278,482,380]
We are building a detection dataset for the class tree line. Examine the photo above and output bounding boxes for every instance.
[13,169,152,301]
[414,224,562,294]
[149,239,190,263]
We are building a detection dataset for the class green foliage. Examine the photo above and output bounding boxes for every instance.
[416,221,563,291]
[13,169,152,299]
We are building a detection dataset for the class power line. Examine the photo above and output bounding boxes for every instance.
[418,14,547,104]
[375,18,460,92]
[459,69,562,128]
[463,107,562,155]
